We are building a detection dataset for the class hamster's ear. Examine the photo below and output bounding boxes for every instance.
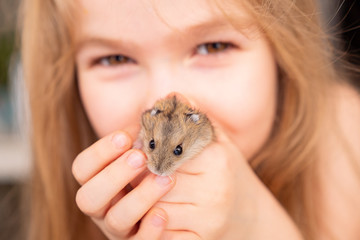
[186,113,200,123]
[141,111,155,130]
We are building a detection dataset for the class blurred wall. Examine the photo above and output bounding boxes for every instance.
[0,0,29,183]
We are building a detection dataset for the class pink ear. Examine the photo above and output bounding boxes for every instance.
[189,114,200,123]
[151,108,160,116]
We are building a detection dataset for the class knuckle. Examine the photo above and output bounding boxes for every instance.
[75,188,102,217]
[105,210,130,235]
[102,162,121,184]
[72,164,83,185]
[135,185,149,201]
[92,143,106,162]
[134,235,147,240]
[72,152,87,184]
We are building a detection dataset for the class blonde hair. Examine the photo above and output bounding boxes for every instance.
[20,0,98,239]
[20,0,343,239]
[216,1,335,238]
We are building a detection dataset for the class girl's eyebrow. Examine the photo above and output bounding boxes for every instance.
[75,17,250,53]
[180,18,231,35]
[183,16,252,37]
[75,37,138,54]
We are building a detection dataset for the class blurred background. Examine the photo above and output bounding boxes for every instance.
[0,0,28,181]
[1,0,29,239]
[0,0,359,239]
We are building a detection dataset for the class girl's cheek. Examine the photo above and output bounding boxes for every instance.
[218,101,276,160]
[77,72,147,138]
[198,100,274,159]
[191,72,277,159]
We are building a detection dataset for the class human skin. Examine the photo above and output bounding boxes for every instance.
[72,0,303,239]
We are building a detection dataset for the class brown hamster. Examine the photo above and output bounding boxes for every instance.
[140,96,214,176]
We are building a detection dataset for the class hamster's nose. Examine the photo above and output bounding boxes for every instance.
[156,164,162,172]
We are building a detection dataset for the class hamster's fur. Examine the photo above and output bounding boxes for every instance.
[140,96,214,176]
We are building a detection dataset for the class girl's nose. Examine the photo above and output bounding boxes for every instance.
[143,63,186,108]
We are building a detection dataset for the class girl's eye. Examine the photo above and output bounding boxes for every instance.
[196,42,233,55]
[99,55,134,66]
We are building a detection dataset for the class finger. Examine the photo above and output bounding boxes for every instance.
[154,201,196,231]
[156,199,228,239]
[76,149,147,218]
[210,122,240,149]
[72,131,133,185]
[104,174,176,236]
[132,208,168,240]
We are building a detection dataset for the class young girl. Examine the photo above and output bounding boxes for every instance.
[20,0,360,239]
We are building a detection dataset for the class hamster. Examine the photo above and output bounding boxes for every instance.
[140,96,214,176]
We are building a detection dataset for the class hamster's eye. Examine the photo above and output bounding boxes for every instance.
[173,145,183,156]
[149,139,155,150]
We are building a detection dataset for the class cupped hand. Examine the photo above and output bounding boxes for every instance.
[72,131,176,240]
[152,126,303,240]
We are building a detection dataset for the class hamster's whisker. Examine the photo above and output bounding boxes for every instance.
[164,229,201,238]
[157,200,197,206]
[168,175,175,184]
[176,169,204,176]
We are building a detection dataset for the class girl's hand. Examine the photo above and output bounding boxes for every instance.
[72,131,176,240]
[154,127,303,240]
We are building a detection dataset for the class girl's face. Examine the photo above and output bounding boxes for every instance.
[75,0,277,160]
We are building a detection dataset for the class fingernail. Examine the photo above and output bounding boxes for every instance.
[155,175,174,186]
[151,212,167,227]
[112,133,128,149]
[127,152,145,169]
